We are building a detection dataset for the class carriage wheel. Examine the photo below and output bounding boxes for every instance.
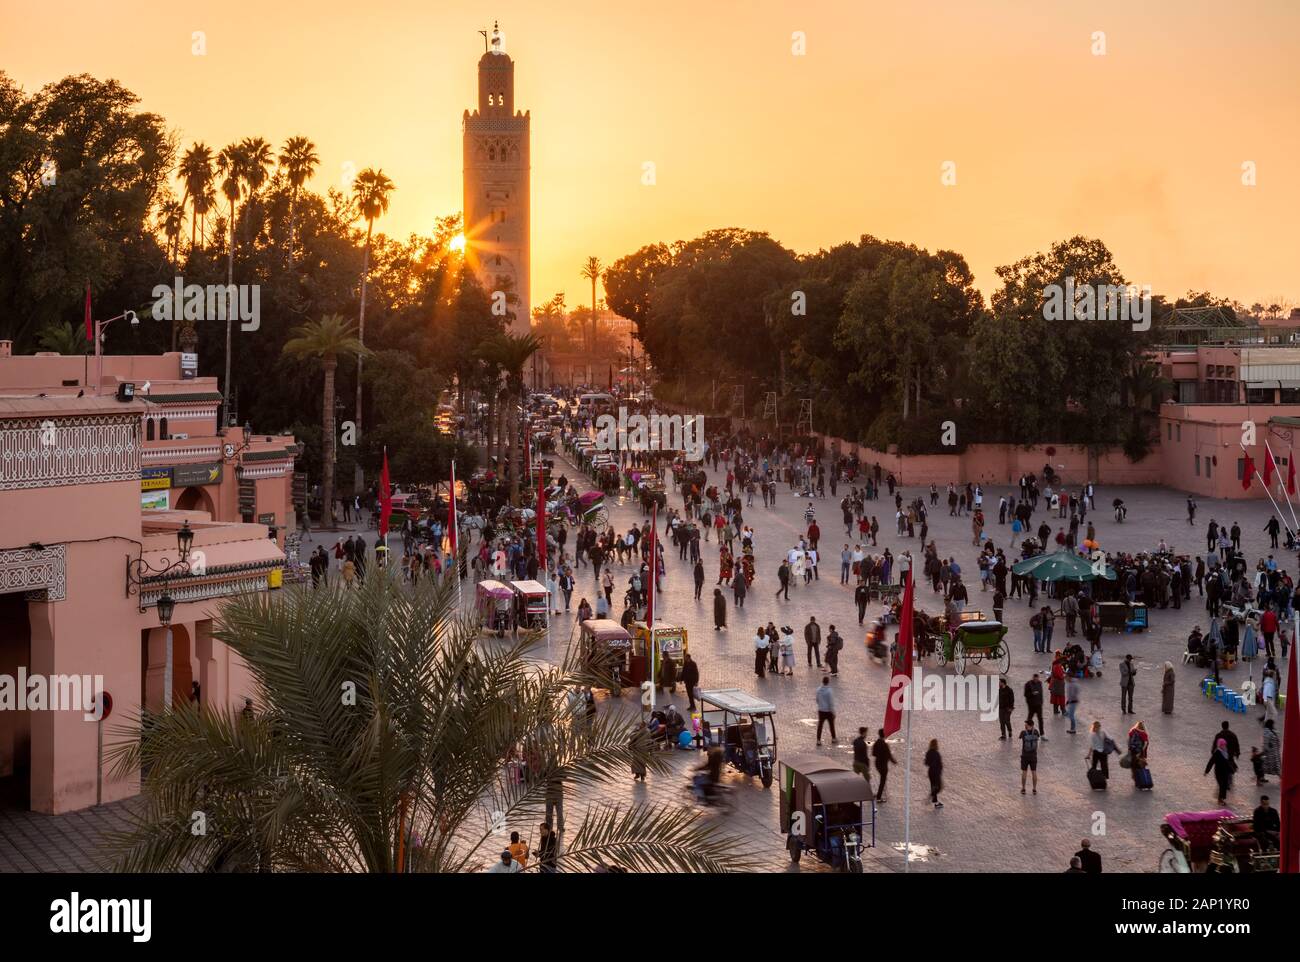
[760,761,773,789]
[997,642,1012,675]
[787,834,802,864]
[593,507,609,527]
[936,640,948,667]
[953,641,967,675]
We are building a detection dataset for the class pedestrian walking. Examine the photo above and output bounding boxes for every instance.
[804,616,822,667]
[825,624,843,676]
[1019,720,1040,795]
[815,676,837,744]
[1064,675,1080,734]
[872,728,896,801]
[925,739,944,808]
[997,677,1015,739]
[1024,673,1047,738]
[753,626,769,678]
[1119,653,1136,713]
[852,727,873,792]
[713,587,727,630]
[1161,661,1175,714]
[1205,738,1237,803]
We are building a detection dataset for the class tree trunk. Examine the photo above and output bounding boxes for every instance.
[288,188,297,266]
[224,198,236,417]
[902,367,910,420]
[355,221,373,496]
[322,356,337,527]
[508,387,521,506]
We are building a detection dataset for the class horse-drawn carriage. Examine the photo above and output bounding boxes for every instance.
[935,616,1010,675]
[1158,809,1280,873]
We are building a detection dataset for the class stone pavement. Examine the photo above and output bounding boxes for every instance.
[3,461,1290,873]
[479,452,1293,873]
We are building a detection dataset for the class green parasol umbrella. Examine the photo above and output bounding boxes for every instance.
[1011,549,1116,582]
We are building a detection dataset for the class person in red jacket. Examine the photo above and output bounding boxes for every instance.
[807,520,820,551]
[1260,607,1279,658]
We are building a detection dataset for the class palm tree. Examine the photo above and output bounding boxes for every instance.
[104,573,748,873]
[157,197,186,348]
[36,321,88,356]
[350,168,396,492]
[239,137,275,245]
[278,136,319,265]
[282,315,370,529]
[484,332,542,505]
[179,142,214,253]
[580,256,603,353]
[216,142,247,407]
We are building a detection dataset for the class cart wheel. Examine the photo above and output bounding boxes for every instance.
[787,835,802,864]
[998,642,1012,675]
[936,643,948,667]
[954,641,967,675]
[760,764,773,789]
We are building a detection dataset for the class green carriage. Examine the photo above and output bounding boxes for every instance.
[935,614,1010,675]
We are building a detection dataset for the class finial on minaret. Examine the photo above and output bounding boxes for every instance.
[491,22,502,51]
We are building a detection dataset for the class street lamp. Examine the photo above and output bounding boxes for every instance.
[157,588,175,714]
[176,520,194,560]
[94,310,139,394]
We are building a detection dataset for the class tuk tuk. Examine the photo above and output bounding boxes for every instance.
[779,755,875,872]
[576,618,633,691]
[699,689,778,787]
[510,579,551,632]
[629,621,690,688]
[476,579,513,637]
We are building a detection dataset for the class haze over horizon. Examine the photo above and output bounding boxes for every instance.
[4,0,1298,313]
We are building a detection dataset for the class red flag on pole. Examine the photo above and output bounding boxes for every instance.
[1242,454,1256,491]
[378,448,392,538]
[84,281,93,343]
[536,463,547,571]
[1289,450,1296,497]
[883,568,914,738]
[447,461,458,567]
[1281,641,1300,873]
[1265,448,1277,487]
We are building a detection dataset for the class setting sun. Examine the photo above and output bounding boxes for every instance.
[449,232,466,253]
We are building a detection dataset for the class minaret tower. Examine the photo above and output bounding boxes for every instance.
[463,22,531,334]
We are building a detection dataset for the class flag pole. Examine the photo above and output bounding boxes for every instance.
[903,686,912,872]
[1242,444,1291,536]
[1265,439,1300,535]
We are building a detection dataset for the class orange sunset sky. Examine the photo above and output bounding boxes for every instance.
[3,0,1298,312]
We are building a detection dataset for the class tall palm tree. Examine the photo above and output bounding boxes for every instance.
[580,256,603,354]
[157,197,186,348]
[484,332,542,505]
[104,573,748,873]
[278,136,319,265]
[179,142,214,253]
[282,315,370,529]
[239,136,275,245]
[350,168,396,492]
[216,142,248,408]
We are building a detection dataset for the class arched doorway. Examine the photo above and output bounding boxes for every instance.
[175,486,215,518]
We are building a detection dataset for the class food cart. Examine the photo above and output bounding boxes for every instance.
[509,579,551,632]
[576,618,633,691]
[476,579,514,637]
[628,621,690,688]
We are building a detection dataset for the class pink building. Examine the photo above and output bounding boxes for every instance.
[0,344,300,813]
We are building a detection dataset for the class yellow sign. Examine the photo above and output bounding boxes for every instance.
[141,475,171,491]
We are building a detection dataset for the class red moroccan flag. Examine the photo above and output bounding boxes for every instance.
[536,462,547,571]
[1281,643,1300,873]
[883,568,914,738]
[447,461,458,567]
[1265,448,1277,486]
[378,447,392,538]
[1289,450,1296,497]
[84,281,93,344]
[1242,454,1256,491]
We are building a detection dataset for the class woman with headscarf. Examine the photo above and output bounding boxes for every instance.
[1127,721,1150,788]
[1161,661,1176,714]
[1049,655,1067,715]
[1205,737,1237,803]
[1262,719,1281,778]
[713,587,727,631]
